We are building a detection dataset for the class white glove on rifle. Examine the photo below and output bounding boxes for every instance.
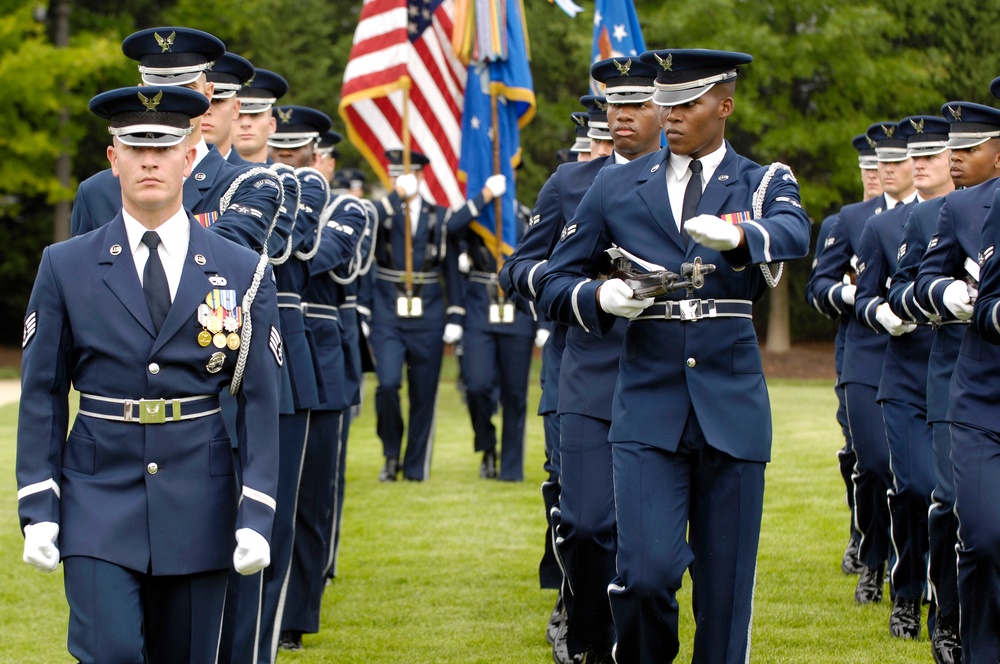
[875,303,916,336]
[395,173,419,200]
[942,279,974,320]
[442,323,464,344]
[684,214,741,251]
[23,521,60,572]
[484,174,507,200]
[233,528,271,575]
[534,328,550,348]
[598,278,654,319]
[840,284,856,307]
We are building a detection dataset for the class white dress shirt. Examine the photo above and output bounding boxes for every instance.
[124,207,191,302]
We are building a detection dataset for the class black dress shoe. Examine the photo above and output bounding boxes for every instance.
[480,448,498,479]
[841,536,864,575]
[552,619,571,664]
[378,456,399,482]
[889,597,921,639]
[931,611,961,664]
[278,630,303,651]
[573,651,614,663]
[854,563,884,604]
[546,592,566,645]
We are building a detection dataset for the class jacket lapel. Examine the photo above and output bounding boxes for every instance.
[636,149,686,252]
[695,146,738,218]
[101,215,157,337]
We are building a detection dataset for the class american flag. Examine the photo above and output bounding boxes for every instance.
[339,0,468,207]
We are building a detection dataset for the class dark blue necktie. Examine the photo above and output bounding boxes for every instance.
[680,158,703,243]
[141,231,170,332]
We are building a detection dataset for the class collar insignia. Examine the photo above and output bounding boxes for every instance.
[154,31,176,53]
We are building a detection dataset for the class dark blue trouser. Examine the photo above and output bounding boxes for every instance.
[557,412,616,656]
[928,420,959,618]
[608,413,765,664]
[372,324,443,480]
[283,409,343,634]
[64,556,228,664]
[835,384,860,542]
[463,329,533,481]
[325,410,352,579]
[951,422,1000,664]
[845,383,892,569]
[882,399,934,601]
[539,411,563,589]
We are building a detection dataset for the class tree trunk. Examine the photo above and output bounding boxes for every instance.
[765,273,791,353]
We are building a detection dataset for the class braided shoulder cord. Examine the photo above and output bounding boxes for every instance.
[752,162,797,288]
[230,253,270,396]
[269,164,299,266]
[326,194,371,284]
[292,167,330,261]
[357,199,379,276]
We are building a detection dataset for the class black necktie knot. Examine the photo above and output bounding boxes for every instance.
[141,231,161,251]
[689,159,703,175]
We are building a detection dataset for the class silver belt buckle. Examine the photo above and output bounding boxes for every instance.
[679,299,703,321]
[139,398,166,424]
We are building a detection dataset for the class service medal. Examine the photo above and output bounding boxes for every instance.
[226,333,241,350]
[223,315,238,332]
[197,303,211,327]
[197,330,212,347]
[206,351,225,374]
[207,313,224,334]
[213,332,227,348]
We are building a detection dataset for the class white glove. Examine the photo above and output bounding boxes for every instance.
[233,528,271,575]
[875,303,916,336]
[684,214,741,251]
[942,280,974,320]
[395,173,418,200]
[484,174,507,199]
[534,328,550,348]
[840,284,856,307]
[598,278,654,319]
[442,323,464,344]
[23,521,60,572]
[457,252,471,274]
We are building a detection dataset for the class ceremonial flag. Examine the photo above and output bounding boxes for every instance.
[455,0,535,258]
[590,0,646,93]
[339,0,467,207]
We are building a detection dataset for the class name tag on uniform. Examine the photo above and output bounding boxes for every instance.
[489,302,515,324]
[396,296,423,318]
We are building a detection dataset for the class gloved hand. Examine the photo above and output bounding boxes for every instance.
[943,279,974,320]
[684,214,741,251]
[598,278,654,319]
[840,284,856,307]
[233,528,271,575]
[457,252,471,274]
[534,328,550,348]
[23,521,60,572]
[875,303,917,336]
[442,323,464,344]
[484,174,507,200]
[395,173,418,200]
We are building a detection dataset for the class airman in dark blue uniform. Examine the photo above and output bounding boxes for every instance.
[886,100,1000,663]
[204,51,255,165]
[854,115,954,638]
[17,85,281,664]
[370,150,462,481]
[811,120,917,606]
[71,28,281,257]
[804,134,882,576]
[538,49,810,664]
[446,172,536,482]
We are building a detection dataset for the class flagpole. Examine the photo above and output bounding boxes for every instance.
[490,86,505,300]
[401,78,414,302]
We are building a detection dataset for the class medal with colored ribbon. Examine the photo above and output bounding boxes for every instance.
[199,288,241,349]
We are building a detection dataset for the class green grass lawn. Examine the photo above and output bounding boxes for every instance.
[0,360,933,663]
